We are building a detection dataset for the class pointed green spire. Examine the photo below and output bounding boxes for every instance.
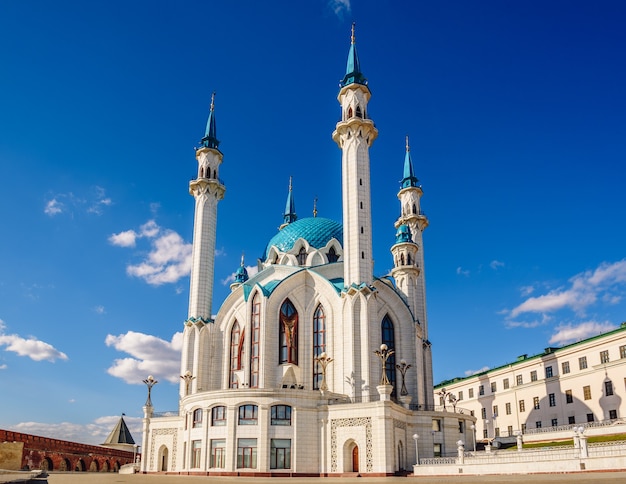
[401,135,419,188]
[200,92,219,149]
[283,176,297,225]
[341,23,367,87]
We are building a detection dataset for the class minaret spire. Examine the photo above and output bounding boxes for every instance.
[401,135,419,189]
[333,26,378,288]
[341,22,367,87]
[280,176,297,229]
[200,92,219,149]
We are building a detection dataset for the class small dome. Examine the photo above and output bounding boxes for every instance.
[395,224,413,244]
[263,217,343,261]
[234,264,249,284]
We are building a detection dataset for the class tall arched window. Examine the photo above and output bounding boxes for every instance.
[313,304,326,389]
[326,247,339,263]
[250,294,261,388]
[381,315,397,395]
[230,321,243,388]
[279,299,298,364]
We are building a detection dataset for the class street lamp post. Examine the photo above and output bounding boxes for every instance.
[133,444,138,466]
[143,375,158,407]
[374,344,395,386]
[412,433,419,466]
[470,424,476,452]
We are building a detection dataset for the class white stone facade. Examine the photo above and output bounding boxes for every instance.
[141,31,475,476]
[434,324,626,445]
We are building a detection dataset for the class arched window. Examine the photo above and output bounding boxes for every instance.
[381,315,397,395]
[199,167,204,178]
[230,321,243,388]
[326,247,339,263]
[348,106,353,118]
[279,299,298,364]
[407,254,412,265]
[412,203,417,214]
[400,254,405,265]
[313,304,326,389]
[270,405,292,425]
[355,106,362,118]
[192,408,203,428]
[297,247,307,265]
[250,294,261,388]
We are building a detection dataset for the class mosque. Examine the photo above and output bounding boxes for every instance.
[140,27,473,476]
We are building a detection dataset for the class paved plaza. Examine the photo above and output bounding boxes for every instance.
[37,471,626,484]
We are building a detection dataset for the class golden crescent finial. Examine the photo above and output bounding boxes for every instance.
[313,197,318,218]
[351,22,356,44]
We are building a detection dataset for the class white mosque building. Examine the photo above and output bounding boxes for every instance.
[140,27,473,476]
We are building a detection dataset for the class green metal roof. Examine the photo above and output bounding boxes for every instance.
[263,217,342,261]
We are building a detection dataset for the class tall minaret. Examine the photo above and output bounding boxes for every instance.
[332,24,378,287]
[394,135,433,405]
[181,93,226,397]
[187,92,226,321]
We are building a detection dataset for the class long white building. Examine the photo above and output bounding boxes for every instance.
[434,324,626,445]
[140,27,473,476]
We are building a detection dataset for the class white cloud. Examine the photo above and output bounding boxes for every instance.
[0,320,68,362]
[549,321,617,346]
[329,0,351,17]
[111,220,192,285]
[456,266,470,277]
[490,260,505,270]
[105,331,183,384]
[0,364,7,370]
[87,186,113,214]
[9,415,144,446]
[94,305,105,315]
[509,259,626,318]
[44,198,64,215]
[464,366,490,376]
[109,229,138,247]
[44,187,112,217]
[126,231,192,285]
[520,285,534,297]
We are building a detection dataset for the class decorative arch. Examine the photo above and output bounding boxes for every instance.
[75,459,86,472]
[381,315,397,395]
[250,293,261,388]
[397,440,404,471]
[326,246,339,263]
[158,445,169,471]
[279,299,298,364]
[89,460,99,472]
[313,304,326,389]
[343,440,359,472]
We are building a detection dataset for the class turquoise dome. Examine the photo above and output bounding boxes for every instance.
[263,217,343,260]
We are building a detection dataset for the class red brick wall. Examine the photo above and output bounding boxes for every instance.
[0,429,136,472]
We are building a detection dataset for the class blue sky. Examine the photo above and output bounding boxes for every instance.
[1,0,625,444]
